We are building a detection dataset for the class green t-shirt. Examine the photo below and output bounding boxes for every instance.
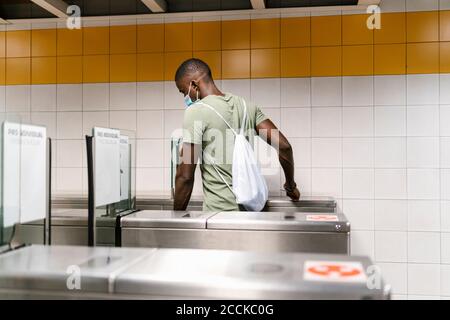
[182,93,267,212]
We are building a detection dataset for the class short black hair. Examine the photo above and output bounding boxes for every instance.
[175,58,212,82]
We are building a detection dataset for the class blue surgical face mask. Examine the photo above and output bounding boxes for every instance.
[184,81,200,108]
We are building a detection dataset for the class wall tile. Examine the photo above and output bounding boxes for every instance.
[375,169,407,199]
[408,232,441,263]
[56,112,82,139]
[440,74,450,104]
[408,264,441,296]
[408,200,441,231]
[137,82,164,110]
[311,107,341,137]
[311,77,342,107]
[441,106,450,136]
[164,109,185,139]
[375,231,407,262]
[342,138,373,168]
[311,138,342,167]
[137,111,164,139]
[374,106,406,137]
[407,106,439,137]
[250,78,281,108]
[31,111,56,139]
[377,263,407,295]
[342,199,374,230]
[343,76,373,106]
[82,83,109,111]
[136,168,165,196]
[441,265,450,297]
[5,85,30,112]
[55,167,83,195]
[311,168,342,198]
[31,84,56,111]
[374,137,407,168]
[164,81,184,109]
[441,169,450,200]
[280,107,311,138]
[374,75,406,106]
[82,111,109,136]
[0,86,5,112]
[375,200,408,231]
[280,78,311,108]
[408,169,440,200]
[109,110,136,132]
[407,74,439,105]
[57,84,82,111]
[290,138,311,168]
[443,139,450,168]
[110,82,137,110]
[221,79,251,102]
[442,233,450,264]
[343,168,374,199]
[343,107,374,137]
[136,139,164,168]
[56,140,83,168]
[442,201,450,232]
[407,137,440,168]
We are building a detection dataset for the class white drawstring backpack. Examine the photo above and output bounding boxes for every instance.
[197,98,268,212]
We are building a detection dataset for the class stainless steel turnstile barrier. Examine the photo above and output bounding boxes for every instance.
[13,197,340,250]
[0,245,151,299]
[204,211,349,254]
[13,209,116,246]
[121,210,350,254]
[50,196,337,213]
[0,245,390,300]
[121,210,219,249]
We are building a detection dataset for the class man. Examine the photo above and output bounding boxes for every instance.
[173,58,300,212]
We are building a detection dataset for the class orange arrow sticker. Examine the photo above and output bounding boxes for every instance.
[303,261,367,283]
[306,215,339,222]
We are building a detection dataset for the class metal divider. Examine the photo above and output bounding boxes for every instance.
[44,137,52,245]
[85,135,95,247]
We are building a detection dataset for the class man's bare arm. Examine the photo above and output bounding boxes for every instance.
[174,143,200,211]
[256,119,300,201]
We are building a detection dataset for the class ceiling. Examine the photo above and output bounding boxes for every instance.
[0,0,360,20]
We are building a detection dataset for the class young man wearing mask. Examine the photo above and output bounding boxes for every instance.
[174,58,300,212]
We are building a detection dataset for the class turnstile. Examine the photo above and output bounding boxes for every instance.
[13,209,116,246]
[121,210,350,254]
[0,245,390,300]
[134,196,337,213]
[14,197,338,249]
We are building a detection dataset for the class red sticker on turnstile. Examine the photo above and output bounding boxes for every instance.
[303,261,367,283]
[306,215,339,222]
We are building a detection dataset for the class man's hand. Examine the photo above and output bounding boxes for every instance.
[284,182,300,202]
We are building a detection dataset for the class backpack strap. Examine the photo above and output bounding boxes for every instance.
[240,98,247,136]
[196,101,238,136]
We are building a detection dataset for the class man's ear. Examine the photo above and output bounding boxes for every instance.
[191,80,199,90]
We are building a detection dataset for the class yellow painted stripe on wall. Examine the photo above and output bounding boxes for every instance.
[0,11,449,85]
